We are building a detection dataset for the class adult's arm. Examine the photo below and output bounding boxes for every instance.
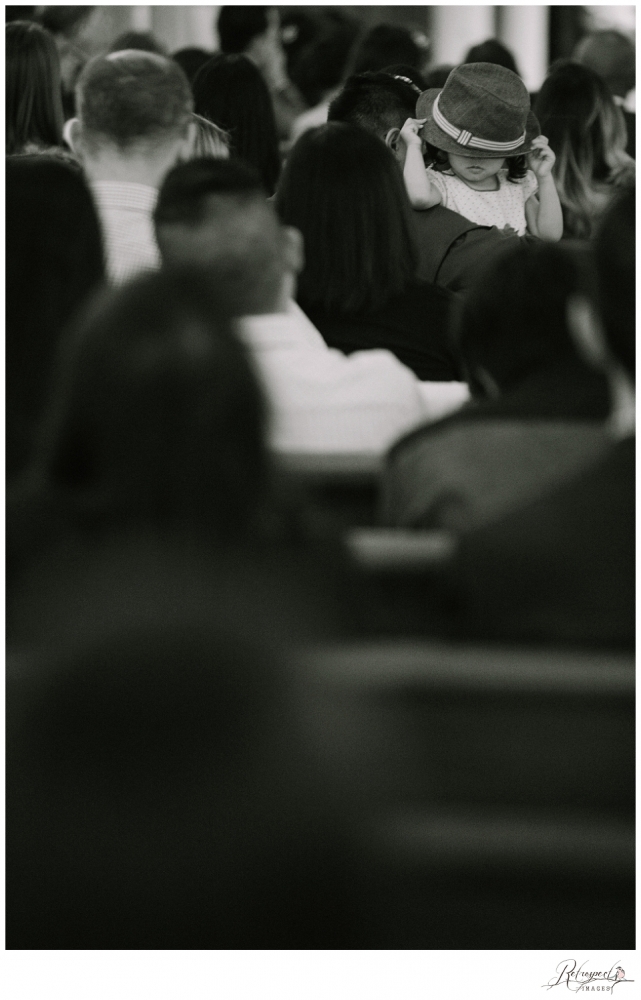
[412,205,535,297]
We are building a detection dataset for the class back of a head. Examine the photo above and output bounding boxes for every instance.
[38,269,269,539]
[328,71,417,136]
[172,46,212,86]
[6,155,105,478]
[6,20,64,153]
[155,158,284,317]
[534,61,627,238]
[594,189,635,381]
[76,50,193,151]
[573,30,635,97]
[6,608,315,947]
[458,241,596,393]
[192,53,280,195]
[351,23,424,76]
[217,5,270,54]
[382,63,426,94]
[108,30,167,56]
[276,122,417,315]
[291,23,360,106]
[465,38,519,75]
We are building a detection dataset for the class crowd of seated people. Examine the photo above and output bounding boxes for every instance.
[5,6,636,949]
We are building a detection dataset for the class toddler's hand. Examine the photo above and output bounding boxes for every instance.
[400,118,427,149]
[527,135,555,178]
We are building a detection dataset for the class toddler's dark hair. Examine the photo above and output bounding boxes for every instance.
[425,143,528,182]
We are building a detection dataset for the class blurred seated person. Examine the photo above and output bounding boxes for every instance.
[290,23,359,143]
[7,269,350,646]
[154,158,462,454]
[382,241,611,531]
[328,72,535,296]
[534,61,634,240]
[350,23,428,77]
[276,123,462,383]
[216,6,305,141]
[573,29,635,158]
[7,584,361,947]
[172,46,212,87]
[66,50,194,284]
[6,20,66,156]
[447,190,635,650]
[192,54,280,195]
[6,156,105,481]
[464,38,519,75]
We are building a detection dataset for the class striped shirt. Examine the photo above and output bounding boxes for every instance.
[90,181,160,285]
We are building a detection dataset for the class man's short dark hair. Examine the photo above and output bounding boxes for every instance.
[154,158,264,227]
[217,6,271,54]
[76,51,192,149]
[464,39,519,75]
[328,72,417,135]
[154,158,282,317]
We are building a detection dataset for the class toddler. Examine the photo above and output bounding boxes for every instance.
[402,63,563,241]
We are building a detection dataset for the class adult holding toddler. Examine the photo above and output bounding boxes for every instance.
[403,63,563,241]
[276,122,462,383]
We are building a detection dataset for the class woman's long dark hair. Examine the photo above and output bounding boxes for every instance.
[534,61,630,239]
[31,270,270,543]
[276,122,418,314]
[192,53,281,196]
[6,20,64,154]
[6,156,105,479]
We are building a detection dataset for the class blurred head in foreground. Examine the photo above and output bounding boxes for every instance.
[33,269,270,542]
[155,158,303,316]
[456,241,605,401]
[7,602,357,947]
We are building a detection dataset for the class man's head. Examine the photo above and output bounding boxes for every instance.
[328,71,417,163]
[154,158,303,316]
[573,30,635,99]
[217,6,279,58]
[70,51,193,184]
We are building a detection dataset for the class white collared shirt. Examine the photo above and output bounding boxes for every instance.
[90,180,160,285]
[240,306,468,454]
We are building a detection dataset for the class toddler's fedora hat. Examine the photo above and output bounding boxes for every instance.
[417,62,540,157]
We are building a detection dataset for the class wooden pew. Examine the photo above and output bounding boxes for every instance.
[297,641,635,947]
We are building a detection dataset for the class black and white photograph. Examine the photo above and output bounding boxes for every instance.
[4,2,635,992]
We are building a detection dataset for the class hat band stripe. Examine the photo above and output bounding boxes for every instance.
[432,93,526,153]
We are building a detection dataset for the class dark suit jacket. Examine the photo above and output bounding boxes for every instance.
[301,280,462,382]
[448,435,635,650]
[411,204,532,296]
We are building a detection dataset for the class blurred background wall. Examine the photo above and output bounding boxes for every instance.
[17,5,636,92]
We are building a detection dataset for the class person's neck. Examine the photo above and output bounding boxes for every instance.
[81,144,181,188]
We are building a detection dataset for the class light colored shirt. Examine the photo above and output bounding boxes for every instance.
[426,167,538,235]
[90,180,160,285]
[240,305,468,454]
